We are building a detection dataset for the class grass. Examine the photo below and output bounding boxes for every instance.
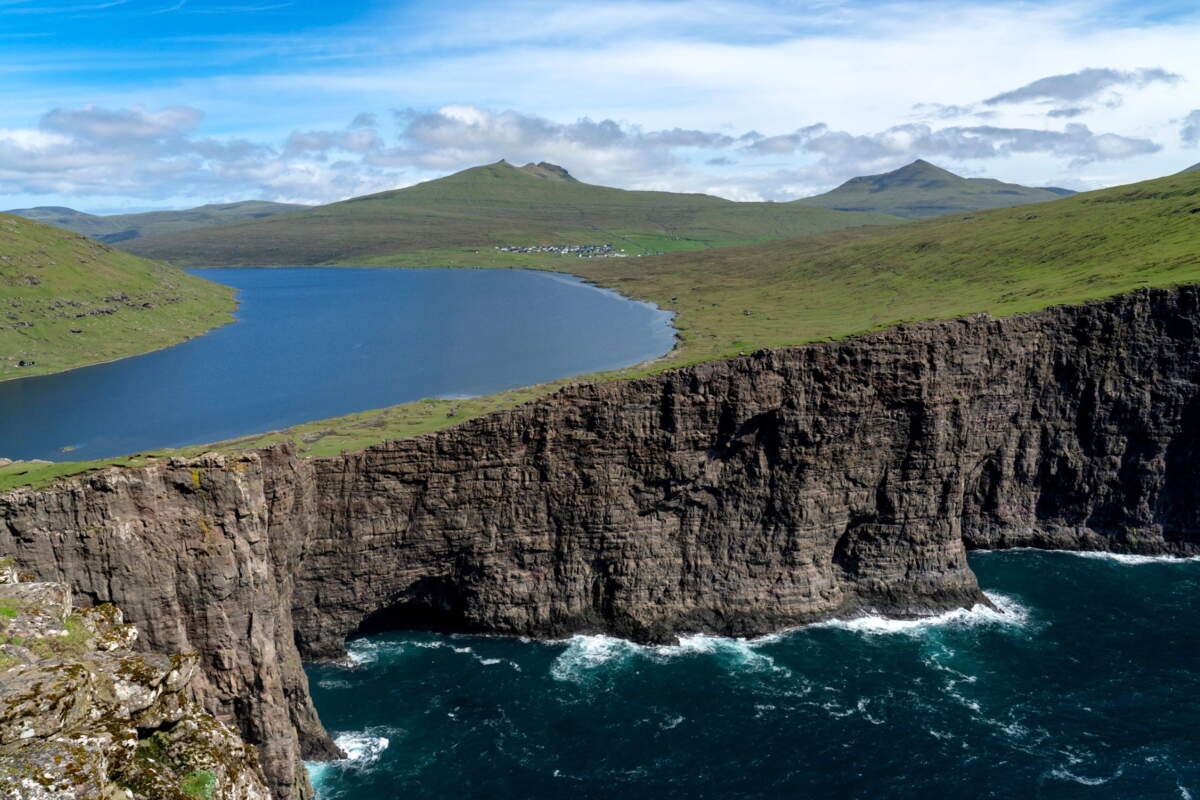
[181,770,217,799]
[793,159,1072,219]
[2,169,1199,489]
[124,160,901,266]
[0,213,236,382]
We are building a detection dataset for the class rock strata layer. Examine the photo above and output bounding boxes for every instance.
[0,562,271,799]
[3,285,1200,798]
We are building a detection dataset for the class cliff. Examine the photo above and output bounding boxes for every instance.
[0,563,270,799]
[3,285,1200,798]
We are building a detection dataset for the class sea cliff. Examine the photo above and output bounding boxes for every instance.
[2,285,1199,799]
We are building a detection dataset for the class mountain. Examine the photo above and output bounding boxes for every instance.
[121,160,901,267]
[5,200,308,245]
[793,159,1074,219]
[0,213,234,381]
[1181,162,1200,174]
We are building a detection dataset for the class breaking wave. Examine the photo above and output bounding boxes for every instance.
[305,728,396,798]
[549,632,786,683]
[809,592,1030,635]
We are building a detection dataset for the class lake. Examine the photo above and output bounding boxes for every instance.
[0,268,675,461]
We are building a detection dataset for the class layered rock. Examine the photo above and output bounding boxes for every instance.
[0,563,270,799]
[2,285,1200,798]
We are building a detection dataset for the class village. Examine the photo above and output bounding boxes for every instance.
[495,243,630,258]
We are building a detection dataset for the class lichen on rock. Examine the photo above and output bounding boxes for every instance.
[0,574,270,799]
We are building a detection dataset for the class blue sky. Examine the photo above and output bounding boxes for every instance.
[1,0,1198,211]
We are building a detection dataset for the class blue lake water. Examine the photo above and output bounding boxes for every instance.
[306,550,1200,800]
[0,268,675,461]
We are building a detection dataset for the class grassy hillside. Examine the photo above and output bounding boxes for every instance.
[6,201,307,244]
[123,160,901,266]
[5,167,1197,490]
[0,213,235,381]
[793,159,1072,219]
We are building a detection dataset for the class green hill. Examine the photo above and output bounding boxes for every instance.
[0,213,235,381]
[5,201,308,245]
[1182,163,1200,174]
[793,159,1073,219]
[5,168,1199,485]
[121,160,902,267]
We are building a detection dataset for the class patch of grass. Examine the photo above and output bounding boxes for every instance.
[180,769,216,799]
[0,602,19,619]
[0,213,236,382]
[26,614,92,659]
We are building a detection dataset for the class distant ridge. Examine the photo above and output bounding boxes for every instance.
[122,160,902,267]
[5,200,308,244]
[1181,162,1200,174]
[793,159,1073,219]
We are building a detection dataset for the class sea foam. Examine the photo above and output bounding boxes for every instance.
[976,547,1200,565]
[305,728,396,797]
[548,631,786,683]
[809,591,1030,636]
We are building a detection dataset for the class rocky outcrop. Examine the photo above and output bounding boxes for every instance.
[0,563,270,799]
[2,285,1200,798]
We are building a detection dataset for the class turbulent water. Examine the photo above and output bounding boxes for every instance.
[305,551,1200,799]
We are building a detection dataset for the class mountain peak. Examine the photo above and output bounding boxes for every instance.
[881,159,963,184]
[519,162,579,182]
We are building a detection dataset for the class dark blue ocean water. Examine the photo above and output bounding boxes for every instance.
[306,550,1200,800]
[0,268,674,461]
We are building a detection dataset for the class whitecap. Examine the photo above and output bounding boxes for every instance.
[549,635,640,682]
[810,591,1030,636]
[1049,767,1123,786]
[334,731,392,765]
[548,631,790,683]
[975,547,1199,565]
[305,727,396,797]
[344,638,405,666]
[659,714,685,730]
[1064,551,1200,565]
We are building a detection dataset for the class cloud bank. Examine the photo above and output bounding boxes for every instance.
[0,102,1173,205]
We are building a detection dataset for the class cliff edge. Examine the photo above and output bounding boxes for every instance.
[3,285,1200,798]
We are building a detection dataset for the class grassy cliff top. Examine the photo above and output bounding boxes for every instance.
[4,168,1197,492]
[0,213,235,381]
[122,160,901,266]
[5,201,307,245]
[793,159,1072,219]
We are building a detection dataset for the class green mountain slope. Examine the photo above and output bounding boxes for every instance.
[1182,163,1200,174]
[793,159,1073,219]
[122,160,901,267]
[5,201,308,245]
[0,213,235,381]
[6,168,1199,483]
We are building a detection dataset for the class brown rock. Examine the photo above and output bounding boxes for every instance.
[2,285,1200,797]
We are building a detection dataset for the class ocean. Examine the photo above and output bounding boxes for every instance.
[305,550,1200,799]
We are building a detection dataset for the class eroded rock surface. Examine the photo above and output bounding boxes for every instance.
[2,285,1200,798]
[0,567,270,799]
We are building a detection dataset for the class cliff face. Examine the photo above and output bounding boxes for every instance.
[3,285,1200,799]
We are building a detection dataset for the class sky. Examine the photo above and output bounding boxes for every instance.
[0,0,1198,212]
